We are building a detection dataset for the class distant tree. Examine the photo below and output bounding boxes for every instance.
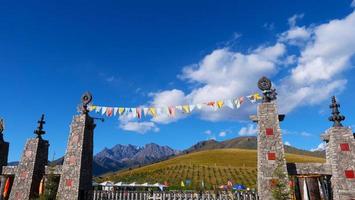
[271,162,290,200]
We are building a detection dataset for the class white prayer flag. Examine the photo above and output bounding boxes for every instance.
[189,105,196,112]
[101,107,107,115]
[95,106,102,113]
[175,105,183,111]
[143,108,149,116]
[113,107,118,116]
[225,99,234,109]
[196,104,203,110]
[130,108,137,117]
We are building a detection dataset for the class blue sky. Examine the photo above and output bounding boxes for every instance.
[1,0,355,162]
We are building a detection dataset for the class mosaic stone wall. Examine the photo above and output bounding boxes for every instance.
[9,138,49,200]
[0,138,9,175]
[56,114,95,200]
[255,101,289,200]
[323,127,355,199]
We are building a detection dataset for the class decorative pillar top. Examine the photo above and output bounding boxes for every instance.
[328,96,345,127]
[80,92,93,114]
[34,114,46,139]
[0,118,4,141]
[257,76,277,103]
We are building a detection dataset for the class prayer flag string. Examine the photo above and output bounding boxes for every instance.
[88,92,263,119]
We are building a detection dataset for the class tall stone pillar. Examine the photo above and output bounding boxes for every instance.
[0,118,9,175]
[0,118,9,200]
[9,115,49,200]
[322,96,355,199]
[56,92,95,200]
[252,77,289,200]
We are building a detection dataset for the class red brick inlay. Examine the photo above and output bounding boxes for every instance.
[345,170,354,179]
[66,179,73,187]
[266,128,274,136]
[268,152,276,160]
[340,143,350,151]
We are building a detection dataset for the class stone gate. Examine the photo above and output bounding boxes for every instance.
[0,77,354,200]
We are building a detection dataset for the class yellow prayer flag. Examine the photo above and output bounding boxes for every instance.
[182,105,190,113]
[254,93,262,100]
[118,107,125,115]
[149,107,157,117]
[217,100,224,108]
[89,105,96,111]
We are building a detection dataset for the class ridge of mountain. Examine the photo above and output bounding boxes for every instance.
[185,136,325,158]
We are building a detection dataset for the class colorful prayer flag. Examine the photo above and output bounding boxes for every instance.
[168,106,175,117]
[189,105,196,112]
[136,108,142,119]
[101,107,107,115]
[118,107,125,115]
[106,107,113,117]
[143,107,149,116]
[196,104,203,110]
[225,99,234,109]
[113,107,118,116]
[182,105,190,113]
[149,107,157,117]
[217,100,224,108]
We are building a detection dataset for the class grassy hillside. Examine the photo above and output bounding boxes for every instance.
[97,149,325,190]
[185,136,325,158]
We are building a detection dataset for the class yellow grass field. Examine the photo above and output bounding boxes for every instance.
[98,149,325,190]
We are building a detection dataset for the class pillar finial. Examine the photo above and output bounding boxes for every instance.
[80,92,93,114]
[328,96,345,127]
[258,76,277,103]
[34,114,46,138]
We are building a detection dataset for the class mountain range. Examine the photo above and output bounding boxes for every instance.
[10,136,324,176]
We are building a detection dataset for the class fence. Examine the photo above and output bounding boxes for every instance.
[85,190,258,200]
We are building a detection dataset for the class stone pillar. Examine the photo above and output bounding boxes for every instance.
[321,96,355,199]
[9,137,49,200]
[250,76,290,199]
[0,129,9,200]
[56,113,95,200]
[254,101,289,199]
[323,127,355,199]
[0,135,9,175]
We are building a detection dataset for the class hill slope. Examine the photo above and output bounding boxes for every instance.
[185,136,325,158]
[97,148,325,190]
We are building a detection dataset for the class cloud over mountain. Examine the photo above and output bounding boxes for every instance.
[120,10,355,133]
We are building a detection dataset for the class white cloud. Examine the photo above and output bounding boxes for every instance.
[288,14,304,27]
[152,42,286,123]
[119,121,159,134]
[279,26,311,46]
[310,142,326,152]
[118,112,159,134]
[219,131,227,137]
[238,124,258,136]
[118,10,355,132]
[300,132,312,137]
[278,11,355,113]
[149,89,187,124]
[204,130,212,135]
[105,76,115,82]
[263,22,275,31]
[284,141,291,146]
[352,0,355,8]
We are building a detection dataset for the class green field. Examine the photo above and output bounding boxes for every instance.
[97,149,325,190]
